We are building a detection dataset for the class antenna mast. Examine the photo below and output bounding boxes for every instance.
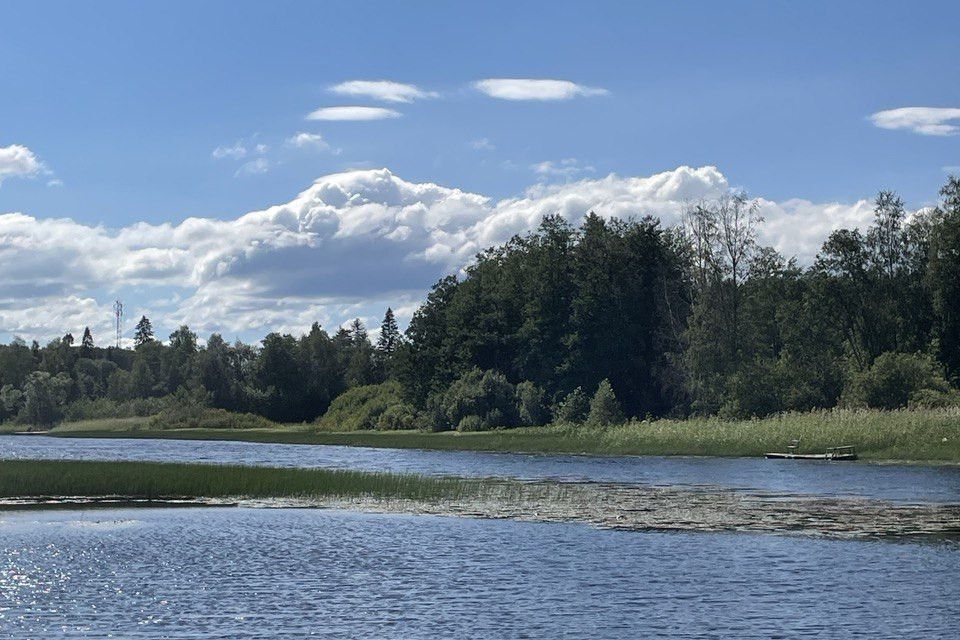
[114,300,123,348]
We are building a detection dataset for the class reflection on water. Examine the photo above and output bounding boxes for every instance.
[1,508,958,639]
[3,435,960,503]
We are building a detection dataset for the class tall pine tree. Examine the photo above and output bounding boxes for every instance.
[133,316,154,347]
[377,308,401,356]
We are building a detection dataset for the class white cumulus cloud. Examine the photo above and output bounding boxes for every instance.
[0,144,45,184]
[329,80,437,103]
[870,107,960,136]
[474,78,608,101]
[286,132,332,151]
[306,106,401,121]
[0,166,880,341]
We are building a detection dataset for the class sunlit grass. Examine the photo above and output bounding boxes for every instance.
[22,407,960,462]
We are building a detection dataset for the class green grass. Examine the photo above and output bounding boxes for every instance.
[14,407,960,462]
[0,459,481,501]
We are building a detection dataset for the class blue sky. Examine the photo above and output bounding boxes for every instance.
[1,1,958,343]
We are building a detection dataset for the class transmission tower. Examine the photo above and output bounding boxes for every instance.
[114,300,123,348]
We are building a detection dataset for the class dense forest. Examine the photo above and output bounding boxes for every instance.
[2,176,959,430]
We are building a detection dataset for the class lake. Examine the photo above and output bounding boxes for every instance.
[1,507,958,639]
[2,434,960,502]
[1,435,959,637]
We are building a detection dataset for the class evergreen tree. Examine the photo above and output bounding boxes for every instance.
[349,318,368,344]
[554,386,589,424]
[587,379,625,426]
[134,316,155,347]
[377,308,401,356]
[81,327,94,352]
[62,333,74,346]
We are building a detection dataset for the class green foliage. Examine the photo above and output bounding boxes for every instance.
[146,387,274,430]
[61,396,167,421]
[587,379,625,426]
[0,385,24,422]
[150,407,275,430]
[133,315,155,347]
[908,387,960,409]
[843,352,951,409]
[515,381,548,426]
[554,386,589,424]
[19,371,72,426]
[432,368,519,432]
[316,381,410,431]
[375,401,419,431]
[929,176,960,381]
[395,215,689,418]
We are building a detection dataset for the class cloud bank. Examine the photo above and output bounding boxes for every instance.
[0,166,876,342]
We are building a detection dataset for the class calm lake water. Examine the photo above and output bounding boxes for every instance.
[2,434,960,503]
[1,507,958,639]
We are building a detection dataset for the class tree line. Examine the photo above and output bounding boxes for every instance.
[2,176,959,428]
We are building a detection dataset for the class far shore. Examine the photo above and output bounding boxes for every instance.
[3,407,959,464]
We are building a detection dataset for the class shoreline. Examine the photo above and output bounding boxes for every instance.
[8,421,960,466]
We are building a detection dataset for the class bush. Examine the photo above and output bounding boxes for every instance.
[554,387,589,424]
[150,407,274,430]
[909,387,960,409]
[375,402,419,431]
[436,368,518,432]
[316,381,408,431]
[843,352,953,410]
[456,414,485,432]
[146,386,273,430]
[515,381,549,426]
[587,379,625,426]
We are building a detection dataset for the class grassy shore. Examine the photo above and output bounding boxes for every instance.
[0,459,481,501]
[9,407,959,462]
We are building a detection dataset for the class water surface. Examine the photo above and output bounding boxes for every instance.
[3,435,959,503]
[1,507,957,639]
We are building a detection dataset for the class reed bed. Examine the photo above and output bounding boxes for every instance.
[0,460,485,502]
[25,407,960,462]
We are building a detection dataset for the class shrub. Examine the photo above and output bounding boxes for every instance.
[843,352,952,410]
[554,386,589,424]
[146,387,273,430]
[587,379,625,426]
[150,407,274,430]
[456,414,485,432]
[316,381,408,431]
[375,401,419,431]
[515,381,549,426]
[909,387,960,409]
[437,368,518,431]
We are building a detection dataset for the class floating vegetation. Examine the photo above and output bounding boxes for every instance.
[3,460,959,542]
